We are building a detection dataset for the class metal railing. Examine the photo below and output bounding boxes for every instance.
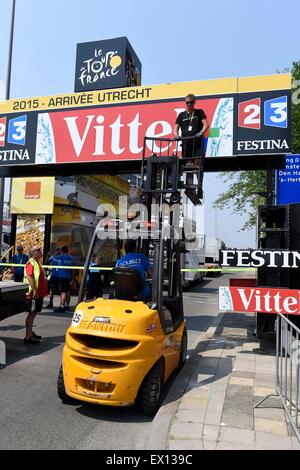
[255,313,300,442]
[276,313,300,441]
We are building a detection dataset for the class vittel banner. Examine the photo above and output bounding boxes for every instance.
[220,249,300,268]
[0,74,292,166]
[219,286,300,315]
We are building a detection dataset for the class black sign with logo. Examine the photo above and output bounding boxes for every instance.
[0,112,37,166]
[234,90,291,156]
[74,37,142,93]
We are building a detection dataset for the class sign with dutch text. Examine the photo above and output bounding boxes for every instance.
[276,155,300,204]
[219,286,300,315]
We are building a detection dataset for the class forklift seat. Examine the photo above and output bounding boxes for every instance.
[112,267,145,301]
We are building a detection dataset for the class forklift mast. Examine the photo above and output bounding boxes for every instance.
[140,136,203,317]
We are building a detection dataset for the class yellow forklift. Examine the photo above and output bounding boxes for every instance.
[57,136,202,415]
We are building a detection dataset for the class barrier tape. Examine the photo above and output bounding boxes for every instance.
[0,262,257,273]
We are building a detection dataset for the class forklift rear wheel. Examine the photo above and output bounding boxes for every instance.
[138,362,163,416]
[177,327,187,370]
[57,366,74,404]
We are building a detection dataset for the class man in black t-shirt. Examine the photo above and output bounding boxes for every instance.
[174,94,209,199]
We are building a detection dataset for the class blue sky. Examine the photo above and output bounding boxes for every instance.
[1,0,299,247]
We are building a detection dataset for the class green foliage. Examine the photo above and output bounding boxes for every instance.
[213,170,266,230]
[291,60,300,153]
[214,60,300,230]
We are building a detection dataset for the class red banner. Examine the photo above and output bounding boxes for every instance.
[219,286,300,315]
[47,99,219,163]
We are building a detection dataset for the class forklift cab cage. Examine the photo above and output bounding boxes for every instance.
[78,218,184,335]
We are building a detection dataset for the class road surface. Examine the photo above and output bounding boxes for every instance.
[0,274,229,450]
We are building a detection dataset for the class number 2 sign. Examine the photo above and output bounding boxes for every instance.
[0,117,6,147]
[238,98,261,129]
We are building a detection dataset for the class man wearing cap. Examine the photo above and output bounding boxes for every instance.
[11,246,29,282]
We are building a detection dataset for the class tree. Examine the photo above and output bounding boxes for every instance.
[213,60,300,230]
[213,170,266,230]
[291,60,300,153]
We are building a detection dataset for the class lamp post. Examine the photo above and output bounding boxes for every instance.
[0,0,16,254]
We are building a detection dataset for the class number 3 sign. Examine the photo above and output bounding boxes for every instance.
[264,95,288,128]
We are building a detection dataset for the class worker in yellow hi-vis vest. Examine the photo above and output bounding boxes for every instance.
[24,246,48,344]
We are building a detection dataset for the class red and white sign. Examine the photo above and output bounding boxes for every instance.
[0,117,6,147]
[219,286,300,315]
[37,98,219,164]
[238,98,261,129]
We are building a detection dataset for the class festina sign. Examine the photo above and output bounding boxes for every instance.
[219,286,300,315]
[220,250,300,268]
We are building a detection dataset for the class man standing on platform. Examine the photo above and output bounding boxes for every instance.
[174,94,209,199]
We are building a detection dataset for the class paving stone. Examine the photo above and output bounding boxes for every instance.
[204,410,223,426]
[231,370,255,379]
[234,362,255,373]
[203,440,217,450]
[291,437,300,450]
[242,343,260,352]
[169,422,203,440]
[255,431,293,450]
[216,441,255,450]
[238,351,257,360]
[222,327,248,338]
[175,409,206,424]
[168,439,203,450]
[201,349,223,358]
[255,363,275,373]
[219,426,255,446]
[184,387,210,400]
[254,386,276,397]
[255,418,288,435]
[254,395,282,409]
[287,422,297,437]
[254,376,275,388]
[202,425,219,442]
[198,357,220,369]
[254,407,286,422]
[229,376,254,387]
[206,401,224,417]
[222,384,254,430]
[188,374,213,386]
[180,396,209,410]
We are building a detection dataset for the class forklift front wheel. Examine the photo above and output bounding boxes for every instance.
[177,327,187,370]
[57,366,74,404]
[138,362,163,416]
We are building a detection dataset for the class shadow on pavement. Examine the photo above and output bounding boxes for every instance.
[0,324,24,332]
[185,314,217,333]
[74,401,152,424]
[1,334,66,367]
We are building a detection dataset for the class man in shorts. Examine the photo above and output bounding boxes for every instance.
[24,246,48,343]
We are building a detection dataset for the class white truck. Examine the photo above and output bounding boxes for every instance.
[182,234,206,287]
[204,236,223,275]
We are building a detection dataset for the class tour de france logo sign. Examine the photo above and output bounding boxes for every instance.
[78,49,122,89]
[75,38,127,92]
